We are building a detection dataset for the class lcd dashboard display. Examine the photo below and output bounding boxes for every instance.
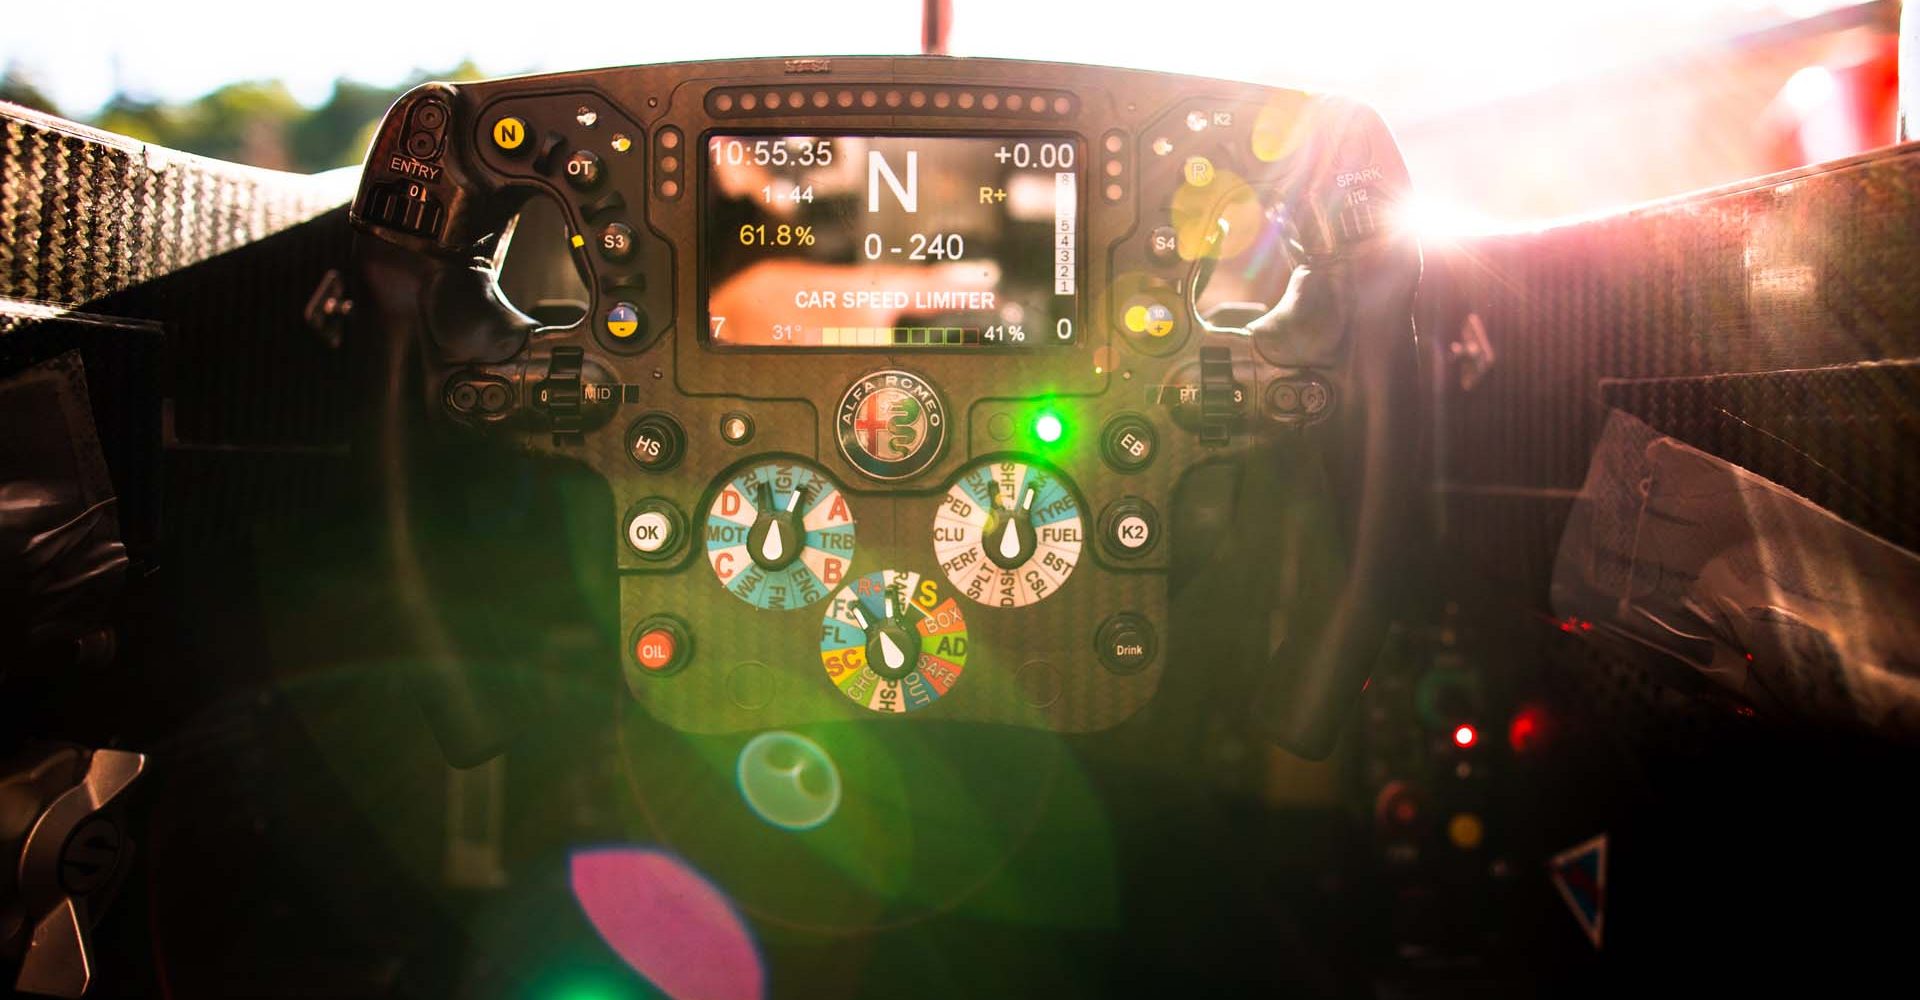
[703,134,1081,348]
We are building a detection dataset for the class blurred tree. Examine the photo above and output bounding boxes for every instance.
[98,81,305,169]
[2,61,491,172]
[291,61,486,169]
[0,66,61,116]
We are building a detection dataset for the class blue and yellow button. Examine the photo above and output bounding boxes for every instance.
[605,301,642,340]
[1123,299,1177,338]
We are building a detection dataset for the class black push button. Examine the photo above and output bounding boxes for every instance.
[564,149,603,190]
[1100,496,1159,558]
[405,131,438,158]
[1095,613,1157,674]
[598,221,636,261]
[1149,225,1179,263]
[626,412,685,471]
[412,102,447,131]
[1100,413,1157,472]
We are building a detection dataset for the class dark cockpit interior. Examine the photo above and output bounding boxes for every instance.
[4,2,1920,996]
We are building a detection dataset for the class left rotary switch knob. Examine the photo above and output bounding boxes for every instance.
[705,460,857,610]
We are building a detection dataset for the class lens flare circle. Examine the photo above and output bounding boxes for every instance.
[735,731,843,831]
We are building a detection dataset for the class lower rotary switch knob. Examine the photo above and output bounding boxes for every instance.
[819,570,968,713]
[849,595,923,682]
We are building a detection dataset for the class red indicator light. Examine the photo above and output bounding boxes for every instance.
[1452,724,1478,748]
[1508,705,1548,754]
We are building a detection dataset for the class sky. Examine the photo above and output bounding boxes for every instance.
[1,0,1864,123]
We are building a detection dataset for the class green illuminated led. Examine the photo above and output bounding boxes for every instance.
[1034,412,1065,444]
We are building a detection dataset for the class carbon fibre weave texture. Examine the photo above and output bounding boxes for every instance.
[1430,143,1920,601]
[1,103,350,309]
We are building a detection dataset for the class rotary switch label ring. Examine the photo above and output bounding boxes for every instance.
[934,457,1086,608]
[835,369,948,481]
[704,458,856,609]
[820,569,969,714]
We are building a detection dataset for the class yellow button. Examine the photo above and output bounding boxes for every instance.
[1144,304,1175,338]
[1183,156,1214,188]
[1447,813,1485,850]
[491,116,527,151]
[1123,300,1176,338]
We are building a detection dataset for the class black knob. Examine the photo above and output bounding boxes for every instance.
[626,413,685,471]
[982,479,1039,570]
[746,481,809,571]
[1198,346,1246,445]
[536,347,584,437]
[865,618,923,681]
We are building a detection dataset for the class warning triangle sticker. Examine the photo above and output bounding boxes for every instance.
[1548,834,1607,949]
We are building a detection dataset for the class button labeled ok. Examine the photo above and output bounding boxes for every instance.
[623,498,685,560]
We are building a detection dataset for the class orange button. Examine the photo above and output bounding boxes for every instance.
[635,629,677,670]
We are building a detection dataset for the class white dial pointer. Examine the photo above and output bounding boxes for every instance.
[879,631,906,671]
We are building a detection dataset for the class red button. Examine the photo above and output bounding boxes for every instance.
[635,629,677,670]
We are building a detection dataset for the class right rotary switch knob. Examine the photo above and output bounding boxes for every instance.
[934,459,1085,607]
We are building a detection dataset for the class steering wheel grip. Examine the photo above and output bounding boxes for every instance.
[1250,243,1422,760]
[354,215,547,765]
[1168,99,1422,761]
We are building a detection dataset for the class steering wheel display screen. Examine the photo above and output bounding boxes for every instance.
[703,133,1081,349]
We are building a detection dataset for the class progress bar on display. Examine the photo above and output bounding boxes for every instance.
[821,327,979,346]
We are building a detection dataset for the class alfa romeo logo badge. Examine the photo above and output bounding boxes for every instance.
[837,370,947,480]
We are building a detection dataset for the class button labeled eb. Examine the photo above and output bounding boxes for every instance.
[1101,413,1158,472]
